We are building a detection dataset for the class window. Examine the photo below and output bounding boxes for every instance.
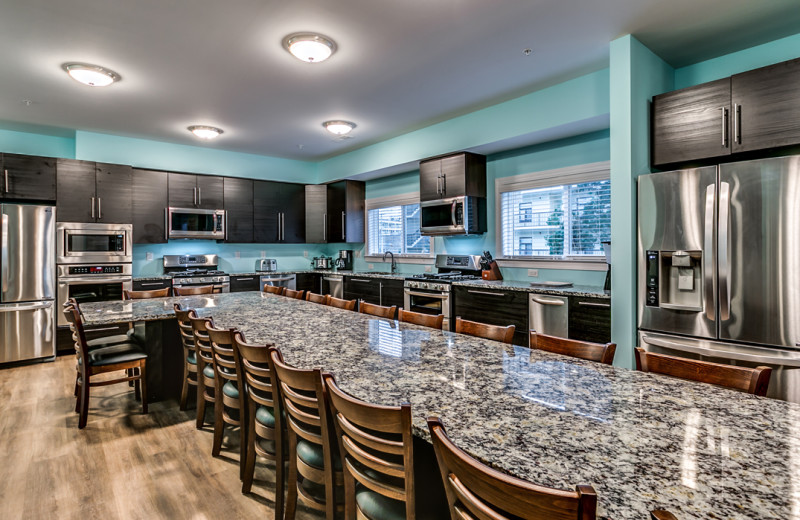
[366,198,432,257]
[497,162,610,261]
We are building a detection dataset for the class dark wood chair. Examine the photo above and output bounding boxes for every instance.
[306,292,330,305]
[190,314,216,429]
[530,333,616,365]
[65,298,135,350]
[233,332,284,506]
[174,285,218,296]
[358,301,397,320]
[285,288,305,300]
[328,296,357,311]
[651,512,678,520]
[123,287,171,299]
[264,285,286,295]
[63,306,148,429]
[427,417,597,520]
[270,348,343,520]
[634,347,772,396]
[174,304,199,411]
[398,309,444,330]
[455,317,515,344]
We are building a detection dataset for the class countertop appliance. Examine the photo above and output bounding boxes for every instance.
[334,249,353,271]
[420,196,486,236]
[166,207,226,240]
[255,259,277,272]
[313,256,332,269]
[404,254,483,331]
[529,293,568,338]
[57,222,132,264]
[638,156,800,402]
[164,254,230,293]
[261,273,296,292]
[1,204,56,364]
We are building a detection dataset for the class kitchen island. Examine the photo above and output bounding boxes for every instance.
[79,291,799,520]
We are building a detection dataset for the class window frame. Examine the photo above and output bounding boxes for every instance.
[495,161,610,271]
[364,192,435,264]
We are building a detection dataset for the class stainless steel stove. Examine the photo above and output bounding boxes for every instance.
[164,254,230,292]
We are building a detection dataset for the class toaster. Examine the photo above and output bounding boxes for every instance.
[255,259,277,272]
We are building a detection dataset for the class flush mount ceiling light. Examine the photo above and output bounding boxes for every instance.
[323,120,356,136]
[62,63,120,87]
[188,125,224,139]
[283,33,337,63]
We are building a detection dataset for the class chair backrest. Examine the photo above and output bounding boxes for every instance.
[398,309,444,330]
[264,285,286,295]
[427,417,597,520]
[284,288,305,300]
[206,324,242,387]
[124,287,171,299]
[530,333,616,365]
[634,347,772,396]
[455,317,515,344]
[328,296,357,311]
[651,511,678,520]
[189,314,214,368]
[233,332,279,420]
[359,301,397,319]
[62,305,90,372]
[306,292,330,305]
[173,303,196,357]
[324,374,415,518]
[174,285,216,296]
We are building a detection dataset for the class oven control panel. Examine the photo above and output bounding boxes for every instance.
[68,265,125,275]
[404,280,450,292]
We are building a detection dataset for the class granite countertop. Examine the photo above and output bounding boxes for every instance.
[133,275,173,282]
[134,269,406,282]
[79,292,798,520]
[452,279,610,298]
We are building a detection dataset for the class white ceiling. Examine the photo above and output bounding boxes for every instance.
[1,0,798,161]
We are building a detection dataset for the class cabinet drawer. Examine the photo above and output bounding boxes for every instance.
[344,277,380,304]
[230,276,260,292]
[453,286,528,346]
[568,296,611,344]
[133,279,173,292]
[296,273,321,293]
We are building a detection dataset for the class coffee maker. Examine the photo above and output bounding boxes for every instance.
[334,249,354,271]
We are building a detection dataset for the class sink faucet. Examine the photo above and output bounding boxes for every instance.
[383,251,397,274]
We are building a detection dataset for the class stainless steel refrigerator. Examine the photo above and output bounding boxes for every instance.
[638,156,800,402]
[0,204,56,364]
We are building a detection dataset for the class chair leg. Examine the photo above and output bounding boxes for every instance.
[284,433,299,520]
[344,470,356,520]
[74,378,82,414]
[274,426,285,520]
[134,368,141,402]
[139,362,148,414]
[179,360,190,411]
[78,377,90,429]
[74,374,79,397]
[241,405,257,494]
[127,368,134,387]
[196,391,207,429]
[212,391,224,457]
[239,405,248,481]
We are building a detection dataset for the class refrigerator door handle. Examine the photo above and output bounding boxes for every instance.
[719,181,731,321]
[0,301,53,313]
[1,213,7,294]
[641,333,800,368]
[703,184,716,320]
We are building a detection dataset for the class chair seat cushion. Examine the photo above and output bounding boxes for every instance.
[297,439,342,470]
[202,364,215,378]
[187,352,197,365]
[356,488,407,520]
[222,381,239,399]
[255,406,275,428]
[86,333,129,349]
[86,342,147,367]
[258,438,276,455]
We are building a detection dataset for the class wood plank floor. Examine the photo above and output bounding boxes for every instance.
[0,356,318,520]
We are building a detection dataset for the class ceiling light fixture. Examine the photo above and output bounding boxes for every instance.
[283,33,337,63]
[323,120,356,136]
[188,125,224,139]
[62,63,120,87]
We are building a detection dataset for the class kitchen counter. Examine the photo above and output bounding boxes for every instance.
[452,279,610,298]
[79,291,797,520]
[132,275,173,282]
[134,270,407,281]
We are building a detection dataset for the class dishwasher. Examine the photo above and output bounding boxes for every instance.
[322,274,344,299]
[529,293,568,337]
[260,274,296,291]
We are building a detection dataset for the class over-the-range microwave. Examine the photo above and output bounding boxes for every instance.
[420,196,486,236]
[166,207,226,240]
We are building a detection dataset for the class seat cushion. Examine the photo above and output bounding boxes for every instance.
[356,488,407,520]
[222,381,239,399]
[297,439,342,470]
[202,364,215,379]
[187,352,197,365]
[255,406,275,428]
[85,334,130,349]
[87,342,147,367]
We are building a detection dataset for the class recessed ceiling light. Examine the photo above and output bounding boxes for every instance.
[323,120,356,136]
[62,63,120,87]
[188,125,224,139]
[283,33,337,63]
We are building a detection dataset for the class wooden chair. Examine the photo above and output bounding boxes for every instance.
[634,347,772,396]
[427,417,597,520]
[173,304,199,411]
[123,287,171,299]
[65,298,135,350]
[324,373,420,520]
[174,284,218,296]
[398,309,444,330]
[264,285,286,295]
[270,348,343,519]
[306,292,330,305]
[207,324,248,477]
[358,301,397,320]
[285,288,305,300]
[455,317,515,344]
[233,332,284,507]
[328,296,357,311]
[63,306,148,429]
[651,512,678,520]
[190,314,216,429]
[530,333,616,365]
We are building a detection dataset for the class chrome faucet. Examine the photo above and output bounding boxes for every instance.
[383,251,397,274]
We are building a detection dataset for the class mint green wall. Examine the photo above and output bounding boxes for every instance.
[0,128,76,158]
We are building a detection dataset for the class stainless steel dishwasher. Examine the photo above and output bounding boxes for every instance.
[323,274,344,299]
[260,274,296,291]
[529,293,568,337]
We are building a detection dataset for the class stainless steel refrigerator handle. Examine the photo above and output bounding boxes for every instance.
[721,107,728,147]
[719,181,731,321]
[1,214,7,294]
[0,301,53,312]
[404,289,448,299]
[531,296,565,306]
[704,184,716,320]
[91,197,96,219]
[3,169,8,192]
[641,333,800,367]
[734,104,741,144]
[97,197,102,219]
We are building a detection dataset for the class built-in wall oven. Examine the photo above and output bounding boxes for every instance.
[403,282,452,331]
[57,222,132,264]
[56,263,132,327]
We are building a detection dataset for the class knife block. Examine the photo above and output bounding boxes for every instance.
[481,261,503,281]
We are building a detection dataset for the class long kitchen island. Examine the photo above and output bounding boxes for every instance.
[79,291,799,520]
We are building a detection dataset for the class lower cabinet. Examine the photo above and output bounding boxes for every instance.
[380,279,404,309]
[132,279,173,292]
[296,273,322,294]
[452,286,529,347]
[343,276,405,310]
[230,275,260,292]
[568,296,611,344]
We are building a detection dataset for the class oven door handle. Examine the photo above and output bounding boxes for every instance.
[404,289,449,299]
[58,277,132,284]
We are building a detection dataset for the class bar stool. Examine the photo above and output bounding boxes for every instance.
[328,296,357,311]
[454,317,515,344]
[651,512,678,520]
[173,304,199,410]
[306,292,330,305]
[398,309,444,330]
[530,332,616,365]
[190,314,216,429]
[358,301,397,319]
[284,288,305,299]
[124,287,171,299]
[174,285,218,296]
[264,285,286,295]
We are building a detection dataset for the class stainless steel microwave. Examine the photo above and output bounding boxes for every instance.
[57,222,132,264]
[420,196,486,236]
[166,207,226,240]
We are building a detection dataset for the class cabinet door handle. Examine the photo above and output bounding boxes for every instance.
[139,282,167,287]
[342,211,346,242]
[437,175,441,196]
[3,169,8,193]
[236,277,254,281]
[193,187,197,206]
[97,197,102,219]
[91,197,96,219]
[350,279,371,283]
[281,212,285,241]
[577,301,610,308]
[323,213,327,242]
[379,282,383,305]
[441,174,446,195]
[197,187,202,206]
[734,103,741,144]
[467,289,505,297]
[277,212,281,241]
[721,106,728,147]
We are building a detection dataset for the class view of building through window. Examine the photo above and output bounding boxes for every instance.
[367,203,431,256]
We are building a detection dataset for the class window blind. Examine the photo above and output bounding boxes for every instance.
[367,203,431,256]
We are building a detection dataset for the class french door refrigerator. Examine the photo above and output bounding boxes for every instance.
[0,204,56,364]
[638,156,800,402]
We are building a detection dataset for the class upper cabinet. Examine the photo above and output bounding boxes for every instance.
[254,181,305,244]
[224,177,254,243]
[304,181,365,244]
[132,168,168,244]
[168,173,224,209]
[57,159,132,224]
[652,57,800,167]
[419,152,486,201]
[0,154,57,202]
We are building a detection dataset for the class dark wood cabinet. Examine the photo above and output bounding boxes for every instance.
[419,160,441,202]
[568,296,611,344]
[56,159,132,224]
[296,273,322,294]
[344,276,380,305]
[132,169,168,244]
[196,174,225,209]
[224,178,254,243]
[133,279,173,292]
[230,275,260,292]
[380,279,405,309]
[452,286,528,347]
[254,181,305,243]
[281,183,306,243]
[305,185,327,243]
[327,180,365,243]
[95,163,132,224]
[419,152,486,200]
[0,153,56,201]
[168,173,224,209]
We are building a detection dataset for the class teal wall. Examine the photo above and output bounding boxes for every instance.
[0,128,76,158]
